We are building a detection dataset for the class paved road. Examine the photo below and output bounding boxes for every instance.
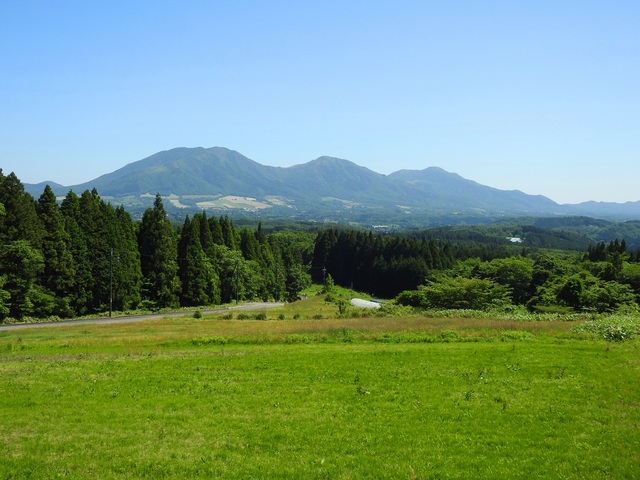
[0,302,285,331]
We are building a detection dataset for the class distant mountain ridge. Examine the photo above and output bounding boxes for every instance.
[23,146,640,222]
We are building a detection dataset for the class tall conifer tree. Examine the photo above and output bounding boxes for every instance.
[36,185,76,316]
[113,206,143,310]
[60,191,93,314]
[0,170,44,248]
[138,195,180,308]
[178,215,218,306]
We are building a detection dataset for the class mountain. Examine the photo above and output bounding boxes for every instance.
[23,147,640,223]
[562,200,640,220]
[279,156,409,207]
[388,167,558,213]
[72,147,284,197]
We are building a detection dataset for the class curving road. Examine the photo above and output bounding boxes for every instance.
[0,302,285,331]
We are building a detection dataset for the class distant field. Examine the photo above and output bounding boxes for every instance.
[0,300,639,479]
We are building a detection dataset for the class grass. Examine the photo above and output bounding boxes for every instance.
[0,297,639,478]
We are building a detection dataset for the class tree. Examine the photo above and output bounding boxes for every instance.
[581,280,636,313]
[0,170,44,248]
[282,246,311,302]
[208,216,224,245]
[239,228,261,261]
[75,189,123,313]
[215,246,245,304]
[412,275,512,311]
[620,262,640,296]
[60,191,93,315]
[112,206,143,310]
[36,185,76,316]
[557,274,584,310]
[138,195,180,309]
[0,240,44,319]
[473,256,534,305]
[0,275,10,319]
[178,215,219,306]
[312,230,337,283]
[219,216,237,250]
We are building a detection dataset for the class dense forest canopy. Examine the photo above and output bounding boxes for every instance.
[2,169,640,321]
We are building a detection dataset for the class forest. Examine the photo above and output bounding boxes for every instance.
[2,168,640,321]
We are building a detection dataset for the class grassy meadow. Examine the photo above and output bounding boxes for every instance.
[1,295,639,479]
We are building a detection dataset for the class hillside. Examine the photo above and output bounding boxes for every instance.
[22,146,640,223]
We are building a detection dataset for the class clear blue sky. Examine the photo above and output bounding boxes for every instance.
[1,1,638,204]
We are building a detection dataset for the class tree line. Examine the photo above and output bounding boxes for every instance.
[312,229,640,314]
[395,239,640,314]
[3,168,640,320]
[0,170,313,320]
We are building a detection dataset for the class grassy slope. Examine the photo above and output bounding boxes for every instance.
[0,299,639,479]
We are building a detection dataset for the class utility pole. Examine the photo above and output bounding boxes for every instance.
[235,258,240,305]
[109,247,114,318]
[109,248,120,318]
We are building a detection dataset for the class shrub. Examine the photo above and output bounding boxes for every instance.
[191,336,228,346]
[337,300,349,316]
[440,330,459,341]
[500,330,534,342]
[572,315,640,341]
[395,290,427,308]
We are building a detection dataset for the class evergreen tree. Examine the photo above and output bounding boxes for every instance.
[0,240,44,319]
[239,228,261,261]
[255,221,266,245]
[178,215,219,306]
[220,215,237,249]
[215,246,245,304]
[0,170,45,248]
[112,206,143,310]
[282,248,311,302]
[208,216,224,245]
[60,191,93,315]
[36,185,76,316]
[138,195,180,309]
[196,212,216,259]
[76,189,114,312]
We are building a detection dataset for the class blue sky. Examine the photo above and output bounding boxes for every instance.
[1,1,638,204]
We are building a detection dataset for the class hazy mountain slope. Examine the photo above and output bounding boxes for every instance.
[563,200,640,220]
[73,147,285,196]
[389,167,558,213]
[280,156,410,205]
[20,146,640,221]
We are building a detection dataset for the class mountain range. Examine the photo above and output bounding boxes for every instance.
[24,147,640,224]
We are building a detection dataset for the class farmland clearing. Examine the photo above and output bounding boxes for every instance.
[0,297,639,479]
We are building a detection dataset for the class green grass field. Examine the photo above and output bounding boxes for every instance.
[1,297,639,479]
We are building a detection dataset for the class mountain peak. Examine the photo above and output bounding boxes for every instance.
[20,146,640,220]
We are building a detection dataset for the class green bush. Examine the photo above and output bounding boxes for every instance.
[191,336,228,346]
[572,315,640,341]
[500,330,534,342]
